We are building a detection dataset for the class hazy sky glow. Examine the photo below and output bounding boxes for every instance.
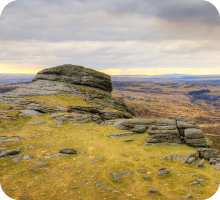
[0,0,220,75]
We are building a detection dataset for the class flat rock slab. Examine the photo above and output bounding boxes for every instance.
[29,120,46,125]
[90,158,103,162]
[23,154,32,160]
[107,132,133,138]
[0,136,20,144]
[59,148,77,154]
[12,154,23,162]
[124,139,135,142]
[181,152,198,165]
[0,149,20,157]
[34,161,48,166]
[19,110,41,117]
[99,187,111,192]
[157,168,170,176]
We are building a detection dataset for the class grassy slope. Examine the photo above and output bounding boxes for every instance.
[0,96,220,200]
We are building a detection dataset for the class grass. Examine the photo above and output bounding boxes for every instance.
[0,114,220,200]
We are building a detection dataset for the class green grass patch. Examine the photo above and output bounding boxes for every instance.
[0,114,220,200]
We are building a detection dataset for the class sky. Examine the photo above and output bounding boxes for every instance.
[0,0,220,75]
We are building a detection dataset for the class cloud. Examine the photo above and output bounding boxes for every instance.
[0,0,220,74]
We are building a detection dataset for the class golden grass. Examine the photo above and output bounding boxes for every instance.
[0,114,220,200]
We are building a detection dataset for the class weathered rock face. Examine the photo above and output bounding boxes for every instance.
[32,64,112,93]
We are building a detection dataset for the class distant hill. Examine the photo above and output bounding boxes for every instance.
[111,74,220,85]
[0,73,35,84]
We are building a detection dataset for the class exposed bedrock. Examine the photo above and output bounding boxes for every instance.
[32,64,112,92]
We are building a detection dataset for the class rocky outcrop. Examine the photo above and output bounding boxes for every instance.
[113,116,207,148]
[32,64,112,92]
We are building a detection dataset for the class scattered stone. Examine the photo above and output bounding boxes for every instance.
[209,158,220,165]
[189,179,204,186]
[19,110,41,117]
[197,148,217,160]
[113,173,120,182]
[109,170,113,174]
[23,154,32,160]
[28,146,34,149]
[176,155,183,160]
[185,194,192,199]
[172,154,177,161]
[43,155,54,159]
[119,169,127,175]
[114,190,121,193]
[181,152,198,165]
[82,179,87,183]
[149,188,158,194]
[213,163,220,170]
[157,168,170,176]
[145,148,149,150]
[144,174,151,178]
[99,187,111,192]
[129,169,133,174]
[0,149,20,157]
[71,185,78,189]
[0,136,20,144]
[90,158,103,162]
[107,132,133,138]
[59,148,77,154]
[187,157,196,164]
[34,161,48,166]
[124,139,135,142]
[195,188,199,192]
[28,120,46,125]
[197,159,205,168]
[95,182,104,186]
[20,196,29,199]
[122,153,127,156]
[216,181,220,185]
[192,174,202,179]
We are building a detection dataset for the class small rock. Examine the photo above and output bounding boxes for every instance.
[12,154,24,162]
[122,153,128,156]
[28,146,34,149]
[119,169,127,175]
[214,163,220,170]
[99,187,111,192]
[124,139,135,142]
[187,157,196,164]
[23,154,32,160]
[113,173,120,182]
[144,174,151,178]
[185,194,192,199]
[90,158,103,162]
[71,185,78,189]
[145,148,149,150]
[114,190,121,193]
[0,149,20,157]
[157,168,170,176]
[109,170,113,173]
[197,159,205,168]
[20,196,29,199]
[82,179,87,183]
[95,182,104,186]
[59,148,77,154]
[195,188,198,192]
[34,161,48,166]
[129,169,133,174]
[181,152,198,165]
[172,154,177,161]
[149,188,158,194]
[43,155,54,159]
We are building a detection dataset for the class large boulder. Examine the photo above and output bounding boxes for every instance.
[197,148,217,160]
[32,64,112,92]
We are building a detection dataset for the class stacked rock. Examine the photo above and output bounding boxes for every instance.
[170,117,207,147]
[146,119,182,144]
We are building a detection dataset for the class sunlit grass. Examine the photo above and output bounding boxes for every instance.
[0,114,220,200]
